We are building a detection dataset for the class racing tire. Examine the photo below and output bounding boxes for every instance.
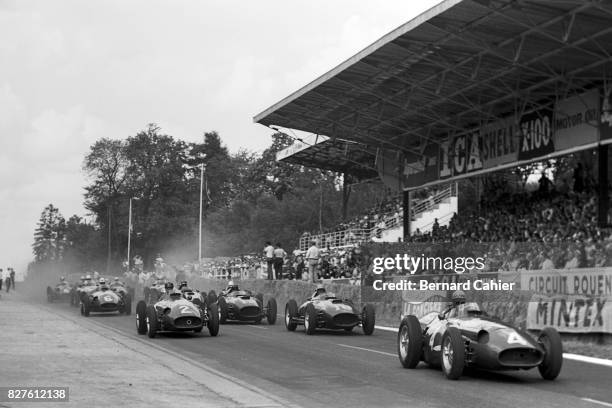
[398,315,423,369]
[361,304,375,335]
[255,292,264,304]
[304,303,317,335]
[266,298,277,325]
[135,301,147,334]
[81,298,91,317]
[207,290,217,305]
[537,327,563,380]
[123,294,132,316]
[441,327,465,380]
[218,297,228,324]
[207,303,219,337]
[145,305,158,338]
[193,299,204,333]
[46,287,53,303]
[285,299,298,331]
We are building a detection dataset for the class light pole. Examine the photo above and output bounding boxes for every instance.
[127,197,138,271]
[198,162,204,263]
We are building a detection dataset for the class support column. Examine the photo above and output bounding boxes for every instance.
[598,144,609,227]
[403,190,410,241]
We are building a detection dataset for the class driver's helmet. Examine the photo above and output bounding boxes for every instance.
[178,281,189,290]
[114,277,120,282]
[457,302,481,316]
[80,275,85,281]
[226,280,239,292]
[98,278,109,290]
[164,282,174,292]
[60,276,65,282]
[314,284,326,298]
[451,290,466,306]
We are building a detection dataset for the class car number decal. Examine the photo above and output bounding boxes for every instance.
[179,305,191,314]
[507,332,529,345]
[104,295,113,302]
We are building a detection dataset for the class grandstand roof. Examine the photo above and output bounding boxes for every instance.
[276,133,377,179]
[254,0,612,159]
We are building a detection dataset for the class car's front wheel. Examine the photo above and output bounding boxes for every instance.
[218,297,228,324]
[441,327,464,380]
[362,304,375,335]
[207,303,219,337]
[304,304,317,335]
[398,315,423,368]
[135,301,147,334]
[538,327,563,380]
[285,299,298,331]
[145,305,158,338]
[266,298,277,325]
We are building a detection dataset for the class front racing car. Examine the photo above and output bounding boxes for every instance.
[397,303,563,380]
[135,293,219,338]
[81,287,131,317]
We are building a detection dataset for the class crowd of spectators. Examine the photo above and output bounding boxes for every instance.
[408,180,612,271]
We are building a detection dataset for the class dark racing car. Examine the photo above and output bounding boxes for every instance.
[81,278,131,317]
[135,282,219,338]
[397,300,563,380]
[285,285,375,335]
[143,278,167,303]
[71,275,99,307]
[214,281,277,325]
[46,277,72,303]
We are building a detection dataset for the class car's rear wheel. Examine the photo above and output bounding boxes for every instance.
[207,290,217,305]
[266,298,277,325]
[538,327,563,380]
[123,294,132,315]
[441,327,464,380]
[304,304,317,335]
[218,297,228,324]
[207,303,219,337]
[285,299,298,331]
[362,304,375,335]
[398,315,423,368]
[145,305,158,338]
[136,301,147,334]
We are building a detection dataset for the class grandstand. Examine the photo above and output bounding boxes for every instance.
[254,0,612,251]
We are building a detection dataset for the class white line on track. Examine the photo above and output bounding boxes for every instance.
[582,398,612,407]
[337,343,396,357]
[564,353,612,368]
[247,324,267,329]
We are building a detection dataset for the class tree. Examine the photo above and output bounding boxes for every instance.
[32,204,66,262]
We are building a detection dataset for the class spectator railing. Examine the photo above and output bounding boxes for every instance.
[411,183,456,218]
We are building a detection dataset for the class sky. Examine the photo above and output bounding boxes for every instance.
[0,0,441,275]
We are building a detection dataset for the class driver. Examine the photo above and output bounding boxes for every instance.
[311,284,327,300]
[83,274,93,286]
[98,278,110,291]
[222,280,239,296]
[160,282,180,301]
[178,281,191,292]
[110,277,124,287]
[441,290,466,318]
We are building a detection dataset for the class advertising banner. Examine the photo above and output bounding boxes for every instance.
[601,87,612,142]
[554,89,600,151]
[516,108,555,161]
[522,268,612,333]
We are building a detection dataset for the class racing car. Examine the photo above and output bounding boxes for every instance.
[215,281,277,325]
[143,278,167,303]
[71,275,99,307]
[46,277,72,303]
[80,278,131,317]
[397,300,563,380]
[135,282,219,338]
[177,281,208,304]
[285,285,375,335]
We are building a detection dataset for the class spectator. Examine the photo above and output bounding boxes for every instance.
[264,241,275,280]
[273,243,287,280]
[9,268,15,290]
[305,240,321,283]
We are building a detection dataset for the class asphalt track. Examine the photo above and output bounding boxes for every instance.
[41,300,612,408]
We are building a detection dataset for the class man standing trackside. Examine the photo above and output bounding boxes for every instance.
[0,269,3,291]
[273,243,287,280]
[264,241,275,280]
[305,240,321,283]
[9,268,15,290]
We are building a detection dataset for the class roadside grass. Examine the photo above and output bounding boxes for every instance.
[563,340,612,360]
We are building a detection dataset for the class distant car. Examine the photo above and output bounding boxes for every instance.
[135,292,219,338]
[216,289,277,325]
[80,286,131,317]
[397,303,563,380]
[46,282,72,303]
[143,279,167,303]
[285,289,375,335]
[71,280,98,307]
